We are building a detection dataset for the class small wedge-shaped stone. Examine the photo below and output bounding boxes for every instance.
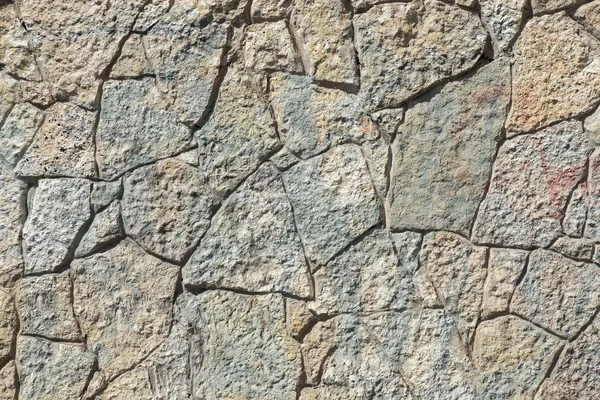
[0,103,44,167]
[286,299,317,340]
[110,34,152,79]
[245,20,302,73]
[196,67,280,196]
[0,164,26,286]
[564,182,588,237]
[91,180,122,213]
[192,291,302,400]
[270,73,377,158]
[251,0,289,22]
[473,316,563,399]
[184,163,311,297]
[472,121,591,248]
[123,158,218,263]
[15,102,96,178]
[0,73,19,124]
[290,0,358,85]
[72,239,178,380]
[507,13,600,133]
[97,79,192,180]
[310,229,413,315]
[16,272,80,341]
[0,290,15,363]
[23,178,91,275]
[551,237,594,261]
[17,336,95,400]
[76,201,123,258]
[420,232,487,346]
[511,249,600,338]
[283,144,381,267]
[354,0,486,110]
[389,59,510,235]
[532,0,583,14]
[0,361,16,400]
[480,0,527,55]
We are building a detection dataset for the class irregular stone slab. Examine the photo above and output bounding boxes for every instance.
[251,0,290,22]
[17,336,95,400]
[0,361,16,400]
[480,0,527,55]
[97,79,192,180]
[270,73,377,158]
[0,103,44,167]
[72,239,178,380]
[585,150,600,240]
[354,0,487,110]
[174,148,199,166]
[23,178,91,275]
[551,237,594,261]
[536,316,600,399]
[472,121,591,248]
[15,102,96,179]
[0,73,19,124]
[143,0,231,124]
[123,158,218,263]
[564,182,588,237]
[532,0,583,14]
[473,316,563,399]
[75,201,123,258]
[196,67,280,196]
[391,231,422,276]
[481,248,528,319]
[511,249,600,338]
[286,299,317,340]
[283,144,381,266]
[110,34,151,79]
[91,180,122,213]
[16,272,80,341]
[402,309,478,399]
[290,0,358,85]
[585,106,600,144]
[0,4,39,81]
[310,229,413,315]
[0,290,15,363]
[0,164,26,286]
[184,163,311,297]
[192,291,302,400]
[506,13,600,133]
[389,59,510,235]
[420,232,487,346]
[245,20,302,73]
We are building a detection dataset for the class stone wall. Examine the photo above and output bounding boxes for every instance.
[0,0,599,399]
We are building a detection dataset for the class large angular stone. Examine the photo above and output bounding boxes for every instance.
[354,0,486,110]
[96,79,192,180]
[72,239,178,380]
[191,291,302,400]
[480,0,527,55]
[389,59,510,235]
[420,232,487,346]
[245,21,302,73]
[15,102,96,179]
[75,201,123,258]
[506,13,600,133]
[122,158,218,263]
[472,121,591,248]
[270,73,377,158]
[310,229,413,315]
[196,67,280,196]
[0,361,16,400]
[184,163,311,297]
[0,290,15,363]
[511,249,600,338]
[17,336,95,400]
[283,144,381,267]
[0,164,26,286]
[16,272,80,341]
[473,316,563,399]
[290,0,358,85]
[0,103,44,167]
[23,178,91,275]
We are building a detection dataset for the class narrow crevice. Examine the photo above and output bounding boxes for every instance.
[510,311,569,341]
[468,247,490,355]
[569,306,600,342]
[68,272,86,347]
[79,357,99,399]
[313,79,359,95]
[533,343,565,399]
[286,10,312,75]
[352,0,412,15]
[561,156,589,234]
[125,235,184,267]
[184,285,312,302]
[19,333,83,344]
[359,142,387,228]
[509,251,531,307]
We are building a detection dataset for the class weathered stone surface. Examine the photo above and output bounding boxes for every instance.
[0,290,15,363]
[472,121,591,248]
[310,229,413,315]
[17,336,95,400]
[75,201,123,258]
[0,103,44,167]
[585,149,600,241]
[481,248,528,319]
[15,102,96,178]
[196,67,280,196]
[184,163,311,297]
[290,0,358,85]
[270,147,301,170]
[480,0,527,55]
[506,13,600,133]
[192,291,302,400]
[355,0,487,110]
[532,0,583,14]
[0,164,26,286]
[0,73,19,124]
[251,0,289,22]
[575,1,600,36]
[23,178,91,275]
[270,73,377,158]
[286,299,316,340]
[389,59,510,235]
[362,139,389,198]
[110,34,151,79]
[551,237,595,260]
[72,239,178,380]
[420,232,487,346]
[564,182,588,237]
[284,144,381,267]
[245,20,302,73]
[16,272,80,341]
[511,249,600,338]
[371,108,404,143]
[473,316,563,399]
[0,4,39,81]
[91,180,122,213]
[0,361,16,400]
[123,158,218,262]
[97,79,192,180]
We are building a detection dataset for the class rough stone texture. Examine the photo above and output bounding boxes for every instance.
[389,58,510,236]
[0,164,25,286]
[575,1,600,37]
[472,121,591,248]
[531,0,582,14]
[0,290,15,363]
[511,249,600,338]
[245,21,302,73]
[585,149,600,241]
[480,0,527,55]
[0,103,44,167]
[564,182,588,237]
[506,13,600,133]
[251,0,290,22]
[550,237,595,261]
[286,298,316,340]
[75,201,123,258]
[110,34,151,79]
[91,180,122,212]
[0,361,16,400]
